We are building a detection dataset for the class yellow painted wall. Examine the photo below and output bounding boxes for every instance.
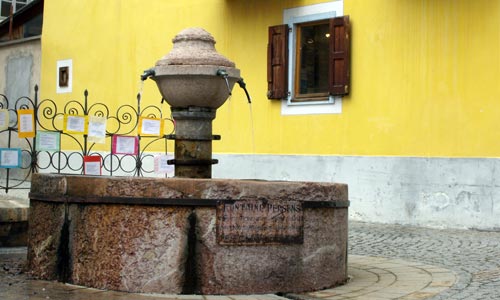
[40,0,500,157]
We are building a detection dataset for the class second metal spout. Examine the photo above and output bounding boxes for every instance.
[141,68,156,81]
[237,78,251,104]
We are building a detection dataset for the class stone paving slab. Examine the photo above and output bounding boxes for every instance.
[294,255,456,300]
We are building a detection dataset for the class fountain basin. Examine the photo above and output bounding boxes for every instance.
[153,65,240,109]
[28,173,348,295]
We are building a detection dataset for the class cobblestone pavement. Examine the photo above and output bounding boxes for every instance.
[348,222,500,300]
[1,221,499,299]
[295,255,456,300]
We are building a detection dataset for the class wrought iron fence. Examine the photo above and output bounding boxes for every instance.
[0,86,175,193]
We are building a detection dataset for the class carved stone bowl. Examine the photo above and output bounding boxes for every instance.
[152,27,240,109]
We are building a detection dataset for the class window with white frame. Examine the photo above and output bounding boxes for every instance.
[0,0,33,21]
[267,2,350,115]
[294,20,331,101]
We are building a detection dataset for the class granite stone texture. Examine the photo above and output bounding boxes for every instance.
[28,174,348,295]
[29,175,347,202]
[69,205,191,293]
[27,200,65,280]
[195,207,347,294]
[157,27,236,67]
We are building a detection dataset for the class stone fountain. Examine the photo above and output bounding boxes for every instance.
[150,27,241,178]
[27,28,349,295]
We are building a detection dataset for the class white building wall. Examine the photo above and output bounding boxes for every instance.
[0,36,41,180]
[31,151,500,230]
[213,154,500,231]
[0,36,40,100]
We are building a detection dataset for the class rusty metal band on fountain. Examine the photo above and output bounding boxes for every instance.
[167,106,219,178]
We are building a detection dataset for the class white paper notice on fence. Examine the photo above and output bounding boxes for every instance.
[112,135,138,155]
[0,148,21,168]
[88,116,107,144]
[64,115,87,134]
[0,109,9,130]
[36,131,60,151]
[139,117,162,136]
[19,114,33,132]
[17,110,35,138]
[154,154,174,175]
[83,156,102,175]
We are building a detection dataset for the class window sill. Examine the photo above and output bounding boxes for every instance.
[0,35,40,47]
[291,95,330,103]
[282,96,342,115]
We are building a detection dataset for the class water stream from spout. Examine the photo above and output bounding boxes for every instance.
[137,80,145,102]
[247,102,257,178]
[223,95,233,135]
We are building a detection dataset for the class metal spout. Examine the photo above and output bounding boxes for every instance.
[216,69,232,96]
[141,68,156,81]
[237,78,251,104]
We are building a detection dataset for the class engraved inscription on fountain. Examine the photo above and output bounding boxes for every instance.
[216,199,304,245]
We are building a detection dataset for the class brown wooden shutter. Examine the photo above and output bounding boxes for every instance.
[267,24,288,100]
[329,16,351,96]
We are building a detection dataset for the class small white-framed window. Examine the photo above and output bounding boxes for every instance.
[57,59,73,94]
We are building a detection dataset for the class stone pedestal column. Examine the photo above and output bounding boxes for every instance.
[171,107,217,178]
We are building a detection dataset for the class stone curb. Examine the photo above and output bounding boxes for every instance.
[0,198,29,247]
[0,205,29,222]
